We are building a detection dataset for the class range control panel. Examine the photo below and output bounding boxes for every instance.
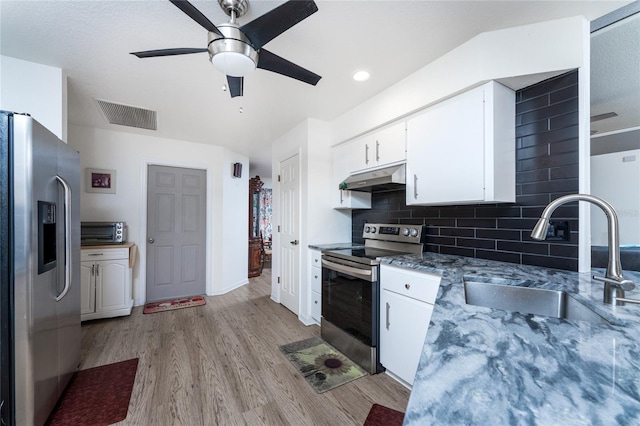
[362,223,426,243]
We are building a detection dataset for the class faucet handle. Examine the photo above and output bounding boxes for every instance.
[593,275,636,291]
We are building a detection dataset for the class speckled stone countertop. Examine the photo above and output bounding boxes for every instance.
[378,252,640,425]
[308,243,364,251]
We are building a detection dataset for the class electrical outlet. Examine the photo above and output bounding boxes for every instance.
[546,221,570,241]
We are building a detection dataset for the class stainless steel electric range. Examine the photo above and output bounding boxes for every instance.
[321,223,426,374]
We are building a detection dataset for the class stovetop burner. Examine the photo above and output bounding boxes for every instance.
[322,223,426,265]
[323,247,407,266]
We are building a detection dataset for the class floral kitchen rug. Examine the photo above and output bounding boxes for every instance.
[279,336,368,393]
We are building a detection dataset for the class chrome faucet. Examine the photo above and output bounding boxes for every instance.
[531,194,637,306]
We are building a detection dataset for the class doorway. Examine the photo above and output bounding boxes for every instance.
[146,165,206,302]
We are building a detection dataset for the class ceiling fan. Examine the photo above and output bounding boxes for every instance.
[131,0,322,98]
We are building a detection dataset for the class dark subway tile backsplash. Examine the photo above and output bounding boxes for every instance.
[352,70,580,271]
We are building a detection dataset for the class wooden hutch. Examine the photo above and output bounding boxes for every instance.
[248,176,264,277]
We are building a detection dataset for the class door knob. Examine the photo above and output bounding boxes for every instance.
[148,238,155,243]
[290,240,298,245]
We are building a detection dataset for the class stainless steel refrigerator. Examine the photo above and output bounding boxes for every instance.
[0,111,81,426]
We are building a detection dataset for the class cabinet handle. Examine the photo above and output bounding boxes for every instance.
[405,283,411,290]
[376,140,380,162]
[96,265,99,276]
[386,302,390,330]
[91,264,95,276]
[340,189,343,204]
[314,275,318,279]
[365,144,369,165]
[88,253,104,256]
[413,174,418,199]
[315,300,318,304]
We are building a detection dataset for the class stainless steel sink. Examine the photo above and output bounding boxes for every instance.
[464,281,610,324]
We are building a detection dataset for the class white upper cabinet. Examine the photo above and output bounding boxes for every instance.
[350,121,407,173]
[406,81,515,205]
[332,142,371,209]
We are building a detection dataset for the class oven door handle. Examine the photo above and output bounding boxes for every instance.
[322,258,373,281]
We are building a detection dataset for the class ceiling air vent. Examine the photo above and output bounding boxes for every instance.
[95,99,157,131]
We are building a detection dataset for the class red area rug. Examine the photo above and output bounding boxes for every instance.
[143,295,206,314]
[47,358,138,426]
[363,403,405,426]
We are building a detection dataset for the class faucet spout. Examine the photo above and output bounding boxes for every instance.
[530,194,635,305]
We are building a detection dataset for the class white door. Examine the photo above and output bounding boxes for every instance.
[279,154,300,314]
[146,165,207,302]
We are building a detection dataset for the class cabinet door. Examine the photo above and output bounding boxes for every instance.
[380,289,434,386]
[80,261,95,315]
[332,143,372,209]
[350,134,375,172]
[374,122,406,166]
[406,86,485,205]
[311,291,321,323]
[95,260,128,312]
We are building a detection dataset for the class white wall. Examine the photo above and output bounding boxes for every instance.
[0,55,67,140]
[261,176,273,189]
[68,125,249,305]
[220,152,250,292]
[591,149,640,246]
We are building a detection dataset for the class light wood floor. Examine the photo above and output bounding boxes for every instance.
[80,269,410,425]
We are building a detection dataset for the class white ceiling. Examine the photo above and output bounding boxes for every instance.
[591,9,640,135]
[0,0,630,177]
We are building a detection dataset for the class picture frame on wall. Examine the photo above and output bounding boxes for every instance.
[85,168,117,194]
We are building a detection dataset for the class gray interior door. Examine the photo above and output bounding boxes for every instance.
[146,165,206,302]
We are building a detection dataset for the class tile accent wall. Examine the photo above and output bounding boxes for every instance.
[353,70,580,271]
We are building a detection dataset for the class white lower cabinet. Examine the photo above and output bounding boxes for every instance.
[380,264,441,387]
[81,247,134,321]
[310,249,322,324]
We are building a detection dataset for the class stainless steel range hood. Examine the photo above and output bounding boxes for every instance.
[340,164,406,192]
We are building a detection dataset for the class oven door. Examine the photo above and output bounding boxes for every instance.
[321,256,378,347]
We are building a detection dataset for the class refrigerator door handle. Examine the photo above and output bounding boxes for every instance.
[55,175,72,302]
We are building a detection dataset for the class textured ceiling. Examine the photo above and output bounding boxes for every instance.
[591,10,640,135]
[0,0,631,176]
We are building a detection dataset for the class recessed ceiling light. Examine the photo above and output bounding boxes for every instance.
[353,71,370,82]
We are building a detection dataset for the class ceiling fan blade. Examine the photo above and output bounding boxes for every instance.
[131,48,208,58]
[257,49,321,86]
[169,0,223,37]
[227,76,244,98]
[240,0,318,49]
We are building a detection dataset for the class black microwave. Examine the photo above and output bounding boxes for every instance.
[80,221,126,245]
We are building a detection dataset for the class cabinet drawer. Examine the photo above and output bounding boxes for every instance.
[380,265,441,304]
[311,291,321,322]
[81,247,129,261]
[310,249,322,268]
[311,266,322,294]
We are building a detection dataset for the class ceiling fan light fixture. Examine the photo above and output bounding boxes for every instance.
[135,0,322,98]
[208,28,258,77]
[212,51,256,77]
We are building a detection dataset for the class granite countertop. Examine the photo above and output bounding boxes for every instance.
[378,252,640,425]
[308,243,365,251]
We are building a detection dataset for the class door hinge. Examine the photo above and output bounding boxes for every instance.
[277,276,281,284]
[277,175,281,182]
